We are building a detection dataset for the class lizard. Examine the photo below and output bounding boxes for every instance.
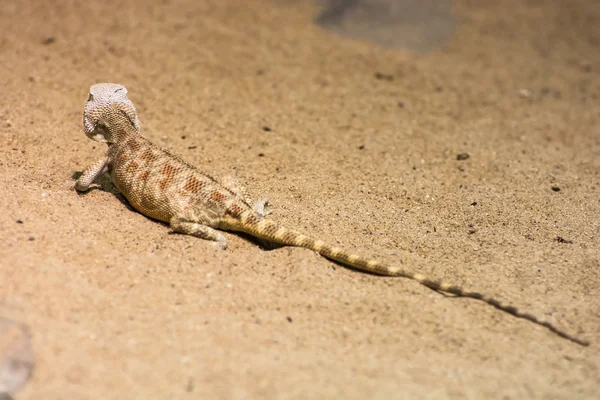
[75,83,589,347]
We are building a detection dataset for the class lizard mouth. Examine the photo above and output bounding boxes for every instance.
[82,114,108,142]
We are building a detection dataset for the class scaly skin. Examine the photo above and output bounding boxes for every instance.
[75,83,589,346]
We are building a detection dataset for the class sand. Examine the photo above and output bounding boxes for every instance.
[0,0,599,398]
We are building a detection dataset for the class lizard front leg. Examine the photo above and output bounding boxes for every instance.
[74,157,109,192]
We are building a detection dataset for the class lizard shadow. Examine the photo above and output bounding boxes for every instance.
[72,171,287,250]
[166,229,284,251]
[71,171,479,297]
[72,171,307,252]
[234,232,284,251]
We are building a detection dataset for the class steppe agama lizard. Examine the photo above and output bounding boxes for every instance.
[75,83,589,346]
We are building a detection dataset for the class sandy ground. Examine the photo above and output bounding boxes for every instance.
[1,0,599,398]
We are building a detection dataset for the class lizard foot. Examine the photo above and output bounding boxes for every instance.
[212,236,228,250]
[254,198,272,217]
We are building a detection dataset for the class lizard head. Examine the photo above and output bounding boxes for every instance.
[83,83,141,143]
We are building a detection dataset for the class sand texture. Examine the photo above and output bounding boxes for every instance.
[0,0,599,398]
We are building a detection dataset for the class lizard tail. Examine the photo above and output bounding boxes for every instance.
[219,212,589,346]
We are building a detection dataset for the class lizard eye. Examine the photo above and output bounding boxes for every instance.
[87,93,94,102]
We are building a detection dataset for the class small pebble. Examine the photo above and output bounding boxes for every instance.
[555,236,572,244]
[374,72,393,81]
[41,36,55,45]
[519,89,531,98]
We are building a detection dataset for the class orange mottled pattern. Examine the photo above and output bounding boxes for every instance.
[159,163,179,190]
[182,176,204,193]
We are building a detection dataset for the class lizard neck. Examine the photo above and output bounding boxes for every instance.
[105,124,139,144]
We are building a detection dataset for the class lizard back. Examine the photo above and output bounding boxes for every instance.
[108,134,251,224]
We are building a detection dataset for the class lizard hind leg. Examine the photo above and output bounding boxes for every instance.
[170,215,228,249]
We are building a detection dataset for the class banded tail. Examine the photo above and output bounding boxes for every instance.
[220,210,589,347]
